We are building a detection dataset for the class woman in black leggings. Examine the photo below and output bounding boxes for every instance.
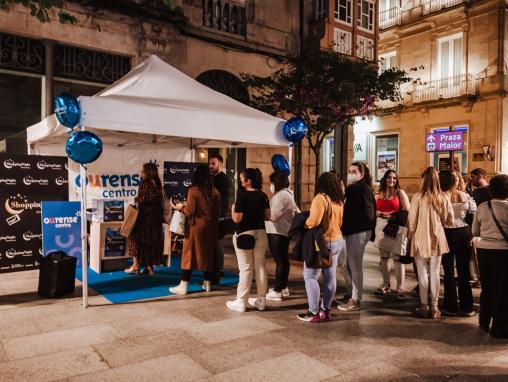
[265,171,298,301]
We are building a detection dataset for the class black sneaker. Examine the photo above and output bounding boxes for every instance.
[297,311,320,323]
[337,294,351,303]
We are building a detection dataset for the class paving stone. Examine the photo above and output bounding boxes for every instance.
[2,324,121,360]
[183,315,283,345]
[94,330,203,368]
[203,352,338,381]
[0,347,109,381]
[69,353,211,382]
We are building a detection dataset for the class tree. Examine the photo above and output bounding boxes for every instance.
[0,0,177,24]
[243,49,411,184]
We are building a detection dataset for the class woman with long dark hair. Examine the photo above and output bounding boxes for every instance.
[375,170,410,300]
[439,170,476,317]
[339,162,376,312]
[125,162,164,275]
[265,170,298,301]
[170,164,222,294]
[227,168,271,313]
[297,172,346,322]
[408,167,453,319]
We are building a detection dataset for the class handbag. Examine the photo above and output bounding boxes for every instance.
[487,201,508,243]
[236,233,256,250]
[169,210,186,236]
[120,204,138,238]
[307,195,333,269]
[161,189,172,225]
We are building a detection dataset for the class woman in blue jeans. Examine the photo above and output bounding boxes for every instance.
[339,162,376,312]
[297,172,346,323]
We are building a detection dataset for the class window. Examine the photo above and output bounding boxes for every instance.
[380,0,399,12]
[323,137,335,172]
[335,0,352,24]
[374,134,399,182]
[438,34,463,83]
[357,36,375,61]
[334,28,352,55]
[379,51,397,72]
[316,0,327,20]
[357,0,375,32]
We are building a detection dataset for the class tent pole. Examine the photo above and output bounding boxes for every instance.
[79,122,88,309]
[288,144,293,185]
[190,138,196,162]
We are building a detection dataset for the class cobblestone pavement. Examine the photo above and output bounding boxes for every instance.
[0,244,507,381]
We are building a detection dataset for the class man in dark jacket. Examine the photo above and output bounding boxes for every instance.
[209,155,230,279]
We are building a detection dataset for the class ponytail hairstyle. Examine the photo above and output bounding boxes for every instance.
[241,168,263,190]
[352,161,373,190]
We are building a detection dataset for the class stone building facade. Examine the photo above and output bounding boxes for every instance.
[0,0,316,203]
[355,0,508,194]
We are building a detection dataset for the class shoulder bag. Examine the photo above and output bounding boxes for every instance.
[307,195,333,269]
[487,201,508,243]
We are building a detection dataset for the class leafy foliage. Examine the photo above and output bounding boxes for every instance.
[243,49,411,175]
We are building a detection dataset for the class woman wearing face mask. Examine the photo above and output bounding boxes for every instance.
[375,170,410,300]
[338,162,376,312]
[265,170,298,301]
[226,168,271,313]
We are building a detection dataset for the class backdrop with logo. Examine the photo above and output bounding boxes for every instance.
[163,162,198,202]
[0,154,68,273]
[41,201,81,265]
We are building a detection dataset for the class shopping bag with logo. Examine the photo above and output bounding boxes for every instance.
[120,204,138,238]
[169,210,186,236]
[374,217,408,256]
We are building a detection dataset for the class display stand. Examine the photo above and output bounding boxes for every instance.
[90,221,129,273]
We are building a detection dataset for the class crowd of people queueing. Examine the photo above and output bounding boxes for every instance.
[126,158,508,339]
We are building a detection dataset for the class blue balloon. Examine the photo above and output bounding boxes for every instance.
[54,93,81,128]
[283,117,308,143]
[66,131,103,165]
[271,154,290,176]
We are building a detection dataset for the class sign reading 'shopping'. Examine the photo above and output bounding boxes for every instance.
[425,131,464,152]
[0,154,68,273]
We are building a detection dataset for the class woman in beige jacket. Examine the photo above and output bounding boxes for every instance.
[408,167,453,319]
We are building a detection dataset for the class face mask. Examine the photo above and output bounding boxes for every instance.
[269,183,276,194]
[347,173,360,185]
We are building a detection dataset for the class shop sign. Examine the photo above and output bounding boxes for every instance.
[425,131,464,152]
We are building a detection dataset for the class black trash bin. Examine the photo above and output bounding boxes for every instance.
[38,251,77,298]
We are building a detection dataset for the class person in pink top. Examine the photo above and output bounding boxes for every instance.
[374,170,410,300]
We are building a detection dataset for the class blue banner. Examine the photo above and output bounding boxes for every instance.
[41,201,82,266]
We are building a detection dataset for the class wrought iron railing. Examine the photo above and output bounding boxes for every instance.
[422,0,464,15]
[202,0,247,37]
[413,74,476,103]
[379,6,401,29]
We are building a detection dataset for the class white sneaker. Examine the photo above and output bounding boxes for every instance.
[169,281,188,295]
[202,280,212,292]
[248,297,266,311]
[226,298,246,313]
[282,288,290,297]
[266,289,283,301]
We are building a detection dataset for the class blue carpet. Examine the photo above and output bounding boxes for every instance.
[76,257,239,304]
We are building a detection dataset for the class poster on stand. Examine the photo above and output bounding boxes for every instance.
[41,201,82,265]
[376,151,397,182]
[0,154,68,273]
[163,162,198,202]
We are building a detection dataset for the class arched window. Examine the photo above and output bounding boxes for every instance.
[196,70,250,105]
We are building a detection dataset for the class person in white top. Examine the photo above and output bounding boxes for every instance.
[472,174,508,339]
[265,170,298,301]
[438,170,476,317]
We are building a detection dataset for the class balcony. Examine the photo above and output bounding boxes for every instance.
[202,0,246,37]
[379,6,401,29]
[422,0,464,15]
[413,74,476,103]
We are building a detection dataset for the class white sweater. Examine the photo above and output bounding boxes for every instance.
[472,199,508,250]
[265,189,298,236]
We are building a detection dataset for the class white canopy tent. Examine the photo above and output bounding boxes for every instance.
[28,54,287,151]
[27,55,289,308]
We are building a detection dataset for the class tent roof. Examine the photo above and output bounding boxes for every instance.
[27,55,287,148]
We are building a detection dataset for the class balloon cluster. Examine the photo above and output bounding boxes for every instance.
[271,117,308,175]
[54,93,103,165]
